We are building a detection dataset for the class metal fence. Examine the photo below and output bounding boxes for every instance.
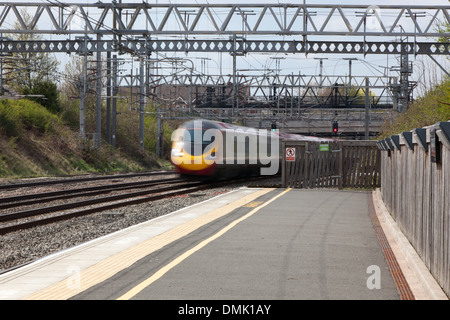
[377,121,450,297]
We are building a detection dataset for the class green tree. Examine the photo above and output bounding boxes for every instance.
[4,9,59,94]
[22,81,60,113]
[437,1,450,43]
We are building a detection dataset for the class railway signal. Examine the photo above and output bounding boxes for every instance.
[271,123,277,132]
[332,121,339,134]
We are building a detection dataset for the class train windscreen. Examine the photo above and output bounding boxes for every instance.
[181,121,218,156]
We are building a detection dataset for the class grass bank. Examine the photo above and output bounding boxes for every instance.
[0,99,172,179]
[379,78,450,138]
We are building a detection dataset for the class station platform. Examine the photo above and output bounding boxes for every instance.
[0,187,446,300]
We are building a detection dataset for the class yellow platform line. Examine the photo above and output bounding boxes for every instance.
[25,188,275,300]
[117,188,291,300]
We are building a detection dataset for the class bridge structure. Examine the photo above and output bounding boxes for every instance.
[0,2,449,147]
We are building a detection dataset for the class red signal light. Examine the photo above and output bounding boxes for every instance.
[332,121,338,134]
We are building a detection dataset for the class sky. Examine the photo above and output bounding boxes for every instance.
[1,0,449,97]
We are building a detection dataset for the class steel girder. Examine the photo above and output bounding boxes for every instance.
[1,39,449,55]
[1,2,449,55]
[142,74,395,89]
[0,2,449,38]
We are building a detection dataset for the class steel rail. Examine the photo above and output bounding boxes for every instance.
[0,171,175,190]
[0,180,203,224]
[0,175,271,235]
[0,184,204,235]
[0,177,185,209]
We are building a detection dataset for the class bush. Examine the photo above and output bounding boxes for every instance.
[0,99,60,136]
[380,78,450,138]
[0,101,20,136]
[21,81,60,114]
[59,95,80,130]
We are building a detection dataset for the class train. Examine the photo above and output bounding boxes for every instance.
[170,119,334,178]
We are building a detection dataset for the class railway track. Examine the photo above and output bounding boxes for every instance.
[0,176,186,210]
[0,170,176,190]
[0,176,202,235]
[0,173,271,235]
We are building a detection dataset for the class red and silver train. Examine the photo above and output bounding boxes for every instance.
[170,119,334,177]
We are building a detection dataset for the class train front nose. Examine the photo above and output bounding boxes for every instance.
[171,140,218,175]
[170,120,222,176]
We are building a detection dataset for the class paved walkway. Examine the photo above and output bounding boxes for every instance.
[0,187,446,300]
[81,189,399,300]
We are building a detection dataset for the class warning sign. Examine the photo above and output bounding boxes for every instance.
[286,147,296,161]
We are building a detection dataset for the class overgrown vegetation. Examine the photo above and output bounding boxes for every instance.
[0,29,182,180]
[0,99,59,136]
[379,77,450,138]
[0,97,174,179]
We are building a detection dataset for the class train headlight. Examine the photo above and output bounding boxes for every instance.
[171,148,184,157]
